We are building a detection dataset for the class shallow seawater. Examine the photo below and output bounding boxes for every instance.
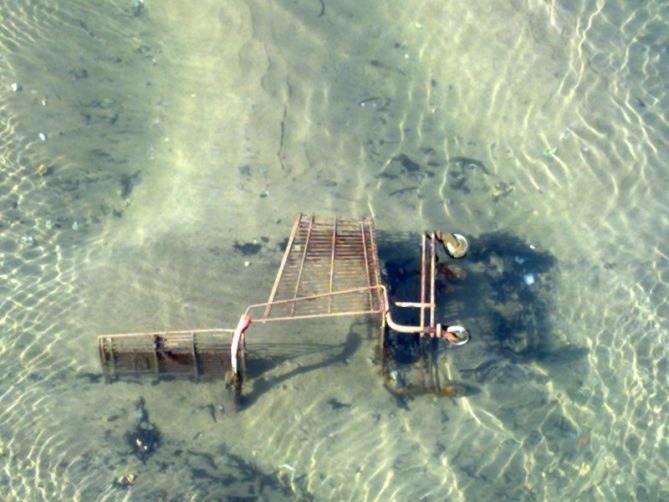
[1,0,668,500]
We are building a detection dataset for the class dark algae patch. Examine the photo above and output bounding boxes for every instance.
[393,153,422,173]
[392,153,435,177]
[119,170,142,198]
[376,229,587,396]
[234,241,262,256]
[109,398,300,499]
[185,446,304,499]
[377,229,590,496]
[447,156,489,194]
[467,232,557,356]
[327,398,352,411]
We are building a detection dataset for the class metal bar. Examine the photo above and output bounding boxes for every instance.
[240,332,247,381]
[190,333,199,380]
[373,222,384,310]
[328,217,337,314]
[247,308,386,324]
[97,328,235,338]
[395,301,432,308]
[264,214,302,318]
[230,314,251,376]
[152,335,160,376]
[110,338,117,381]
[290,215,314,316]
[367,218,384,311]
[429,337,440,390]
[360,220,374,311]
[99,337,114,382]
[429,234,436,328]
[98,338,107,381]
[419,336,429,390]
[246,285,385,311]
[420,233,426,331]
[385,312,432,334]
[253,281,432,335]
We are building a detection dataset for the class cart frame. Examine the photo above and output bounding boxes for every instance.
[98,214,470,395]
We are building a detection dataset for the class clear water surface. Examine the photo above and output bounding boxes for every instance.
[0,0,667,500]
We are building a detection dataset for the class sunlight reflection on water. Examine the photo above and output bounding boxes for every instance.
[0,0,667,499]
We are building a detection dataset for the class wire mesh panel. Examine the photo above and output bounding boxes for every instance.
[98,330,236,382]
[255,214,385,321]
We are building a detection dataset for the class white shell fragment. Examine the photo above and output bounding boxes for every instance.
[21,235,36,247]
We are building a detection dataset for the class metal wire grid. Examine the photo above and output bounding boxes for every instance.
[98,329,235,382]
[249,214,385,322]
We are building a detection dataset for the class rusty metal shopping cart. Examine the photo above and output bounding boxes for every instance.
[98,214,470,396]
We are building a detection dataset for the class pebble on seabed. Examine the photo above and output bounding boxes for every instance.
[21,235,36,247]
[38,132,47,141]
[10,83,21,92]
[113,472,136,489]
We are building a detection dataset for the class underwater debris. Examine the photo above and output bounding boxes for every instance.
[358,96,392,111]
[36,163,51,176]
[112,472,136,488]
[131,0,145,17]
[492,181,514,202]
[126,397,161,462]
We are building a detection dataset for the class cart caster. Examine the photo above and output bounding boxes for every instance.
[436,324,470,346]
[436,232,469,258]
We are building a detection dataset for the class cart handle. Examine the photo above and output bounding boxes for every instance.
[230,314,252,375]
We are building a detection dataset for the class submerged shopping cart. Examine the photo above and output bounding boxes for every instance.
[98,214,470,396]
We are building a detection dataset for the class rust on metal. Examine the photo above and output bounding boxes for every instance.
[98,329,235,383]
[263,216,301,319]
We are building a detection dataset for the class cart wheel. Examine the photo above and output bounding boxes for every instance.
[445,325,470,346]
[445,233,469,258]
